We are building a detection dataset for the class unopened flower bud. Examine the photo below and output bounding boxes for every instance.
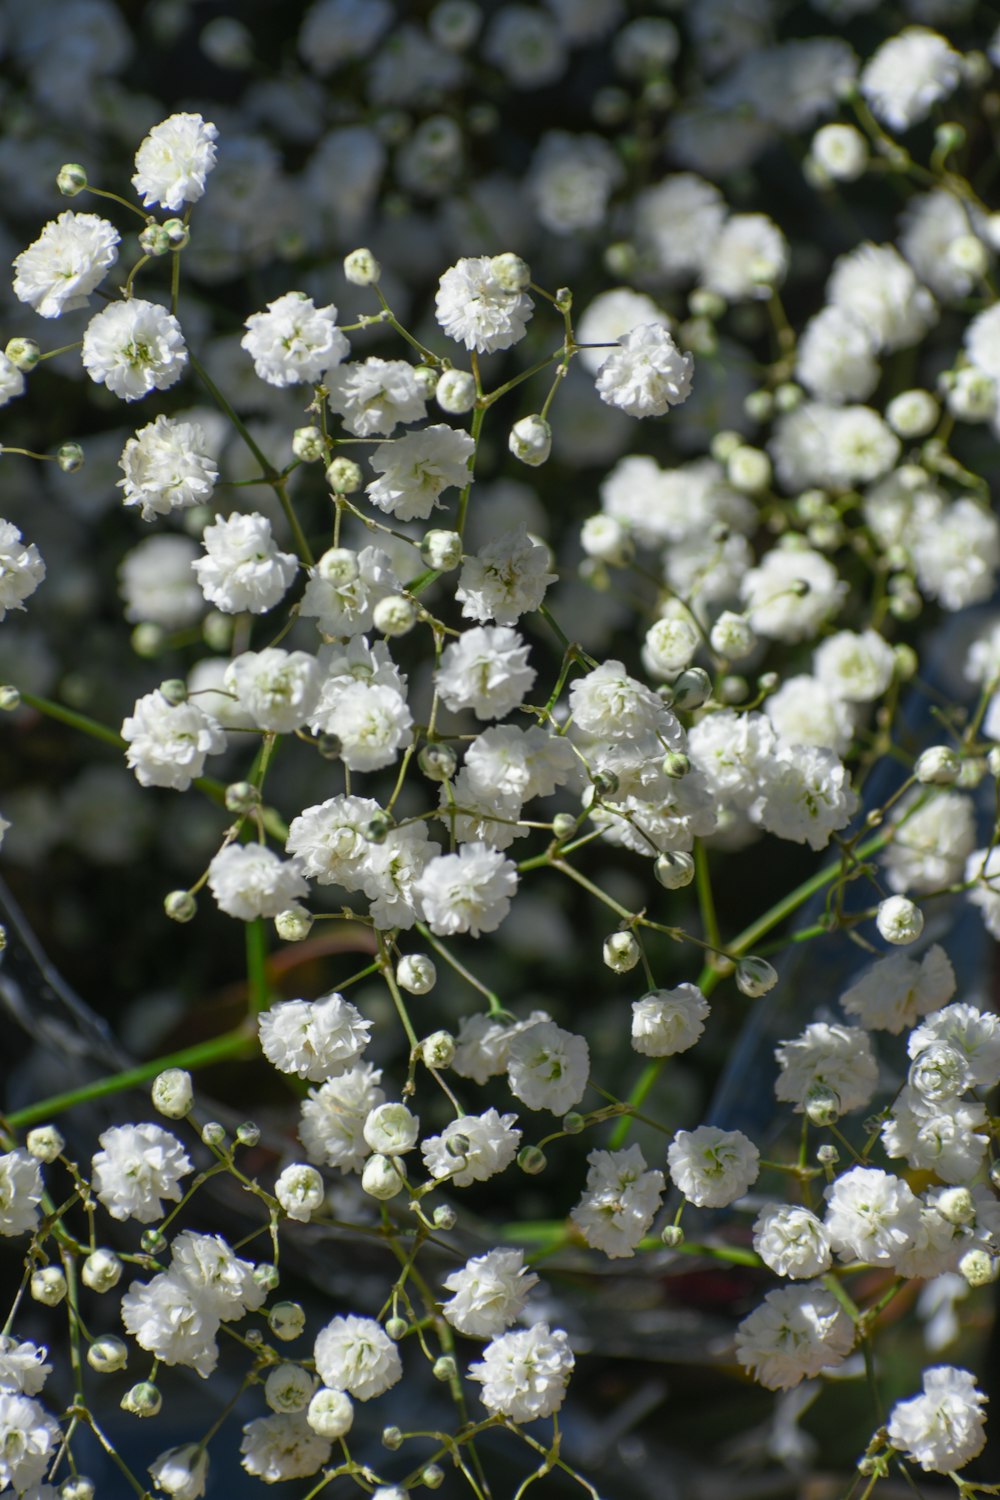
[361,1153,405,1200]
[139,223,171,256]
[689,288,726,321]
[385,1316,408,1341]
[804,1083,841,1126]
[253,1263,280,1293]
[365,812,392,844]
[0,686,21,711]
[88,1335,128,1374]
[269,1301,306,1342]
[57,442,84,473]
[433,1204,457,1230]
[60,1476,96,1500]
[419,742,457,782]
[164,890,196,923]
[591,769,619,797]
[275,906,313,942]
[325,457,363,494]
[382,1425,404,1449]
[509,414,552,467]
[816,1143,839,1166]
[26,1125,64,1162]
[436,368,477,414]
[308,1387,354,1438]
[413,365,438,399]
[292,426,326,462]
[317,546,359,583]
[82,1249,122,1293]
[660,1225,684,1248]
[224,779,258,812]
[344,247,381,286]
[5,337,40,372]
[735,956,778,997]
[551,812,577,841]
[810,123,868,181]
[421,1029,455,1069]
[517,1144,547,1175]
[420,528,463,571]
[726,445,771,493]
[152,1068,193,1119]
[959,1248,997,1287]
[201,1121,226,1148]
[670,667,712,710]
[710,612,755,660]
[914,746,960,785]
[57,163,88,196]
[31,1267,67,1305]
[121,1381,161,1418]
[580,513,633,566]
[661,751,690,778]
[491,252,531,291]
[373,594,417,636]
[876,895,923,946]
[422,1465,445,1489]
[654,850,695,889]
[397,955,437,1000]
[236,1121,260,1148]
[885,389,938,438]
[936,1187,975,1226]
[141,1227,166,1254]
[603,930,640,973]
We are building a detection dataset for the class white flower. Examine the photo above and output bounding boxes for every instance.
[0,1338,51,1396]
[225,648,320,733]
[436,626,536,720]
[795,306,879,405]
[367,424,474,521]
[571,1145,665,1259]
[240,1413,331,1483]
[91,1122,192,1223]
[193,511,298,614]
[827,242,937,354]
[881,1088,987,1185]
[882,792,976,895]
[300,545,398,638]
[774,1021,878,1114]
[207,844,309,921]
[82,298,188,401]
[456,527,555,626]
[435,255,534,353]
[122,690,226,791]
[631,984,709,1057]
[888,1367,987,1473]
[299,1062,385,1172]
[118,415,218,521]
[824,1166,922,1266]
[363,1102,419,1157]
[469,1323,574,1419]
[763,675,854,756]
[274,1164,324,1222]
[688,710,778,810]
[363,823,440,931]
[570,659,684,744]
[119,535,203,627]
[241,292,349,387]
[0,1393,61,1492]
[0,522,45,621]
[259,993,370,1082]
[13,211,119,318]
[741,545,846,642]
[313,1315,401,1400]
[0,354,25,408]
[121,1271,220,1377]
[876,894,924,945]
[527,130,623,235]
[416,842,518,937]
[909,1002,1000,1091]
[751,744,859,851]
[633,173,727,285]
[286,794,382,889]
[421,1108,522,1187]
[506,1021,589,1114]
[149,1443,209,1499]
[701,213,788,302]
[753,1206,832,1280]
[912,499,1000,611]
[840,946,956,1034]
[735,1285,854,1391]
[667,1125,760,1208]
[595,324,694,418]
[814,629,895,703]
[576,287,671,375]
[860,27,962,131]
[642,612,699,678]
[327,358,426,437]
[441,1249,539,1338]
[0,1150,43,1236]
[132,112,219,210]
[317,681,413,773]
[170,1230,266,1321]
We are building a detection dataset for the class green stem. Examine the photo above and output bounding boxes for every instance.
[245,919,271,1017]
[19,691,124,749]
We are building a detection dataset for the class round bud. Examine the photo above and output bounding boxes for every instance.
[308,1387,354,1438]
[253,1263,280,1293]
[885,389,938,439]
[893,644,918,682]
[57,163,88,196]
[385,1315,408,1341]
[26,1125,64,1163]
[0,686,21,711]
[422,1465,445,1490]
[562,1112,585,1134]
[201,1121,226,1148]
[445,1133,470,1158]
[57,442,85,473]
[246,1328,264,1348]
[774,382,803,412]
[87,1335,128,1374]
[670,668,713,710]
[735,956,778,997]
[344,247,381,286]
[275,1163,324,1222]
[364,1102,419,1156]
[509,414,552,467]
[31,1267,67,1306]
[580,513,633,567]
[265,1362,314,1414]
[688,288,726,321]
[361,1153,405,1200]
[653,851,695,889]
[269,1301,307,1342]
[552,812,577,841]
[744,389,774,422]
[433,1204,457,1230]
[810,123,868,181]
[591,769,620,797]
[517,1144,547,1175]
[382,1425,404,1449]
[804,1083,841,1127]
[151,1068,193,1119]
[726,445,771,494]
[164,890,196,923]
[816,1143,839,1166]
[121,1381,162,1418]
[603,930,640,973]
[292,425,326,463]
[959,1248,997,1288]
[158,678,187,706]
[413,365,438,399]
[140,1227,166,1254]
[490,252,531,291]
[275,907,313,942]
[420,528,463,571]
[419,742,457,782]
[710,612,755,660]
[5,337,40,372]
[225,781,260,816]
[317,733,342,761]
[709,430,742,464]
[60,1478,96,1500]
[660,1225,684,1248]
[958,758,986,790]
[876,895,924,946]
[433,1355,458,1383]
[317,547,359,584]
[914,746,960,786]
[661,751,690,779]
[236,1121,261,1148]
[82,1248,122,1293]
[936,1187,975,1227]
[139,223,171,256]
[373,594,417,637]
[325,457,363,495]
[161,217,189,250]
[397,953,437,995]
[132,622,164,656]
[436,369,477,415]
[365,812,392,844]
[421,1029,455,1069]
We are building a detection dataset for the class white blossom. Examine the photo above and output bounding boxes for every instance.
[667,1125,760,1208]
[735,1285,854,1391]
[132,112,218,210]
[506,1020,590,1114]
[122,691,226,791]
[13,211,119,318]
[207,843,309,921]
[887,1366,987,1473]
[468,1324,574,1420]
[441,1249,539,1337]
[193,511,298,614]
[242,292,349,387]
[119,415,218,521]
[595,324,694,418]
[313,1315,401,1400]
[0,522,45,621]
[259,993,371,1082]
[82,298,188,401]
[571,1145,665,1258]
[91,1122,192,1223]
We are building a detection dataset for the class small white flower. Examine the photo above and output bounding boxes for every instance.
[571,1144,664,1259]
[735,1285,854,1391]
[631,984,709,1057]
[313,1315,401,1401]
[415,842,518,938]
[225,648,320,733]
[122,690,226,791]
[456,527,555,626]
[824,1166,922,1267]
[887,1366,987,1473]
[667,1125,760,1208]
[274,1164,325,1222]
[207,844,309,921]
[0,521,45,621]
[441,1249,539,1337]
[367,423,474,521]
[193,511,298,614]
[752,1205,832,1280]
[91,1123,192,1223]
[118,415,218,521]
[13,211,119,318]
[506,1020,590,1114]
[259,993,371,1083]
[436,626,536,721]
[240,1413,331,1483]
[132,112,219,210]
[421,1108,522,1187]
[327,358,426,437]
[0,1393,61,1492]
[595,323,694,418]
[242,292,349,387]
[435,256,533,353]
[860,27,962,132]
[0,1151,43,1236]
[468,1323,574,1420]
[82,298,188,402]
[876,894,924,945]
